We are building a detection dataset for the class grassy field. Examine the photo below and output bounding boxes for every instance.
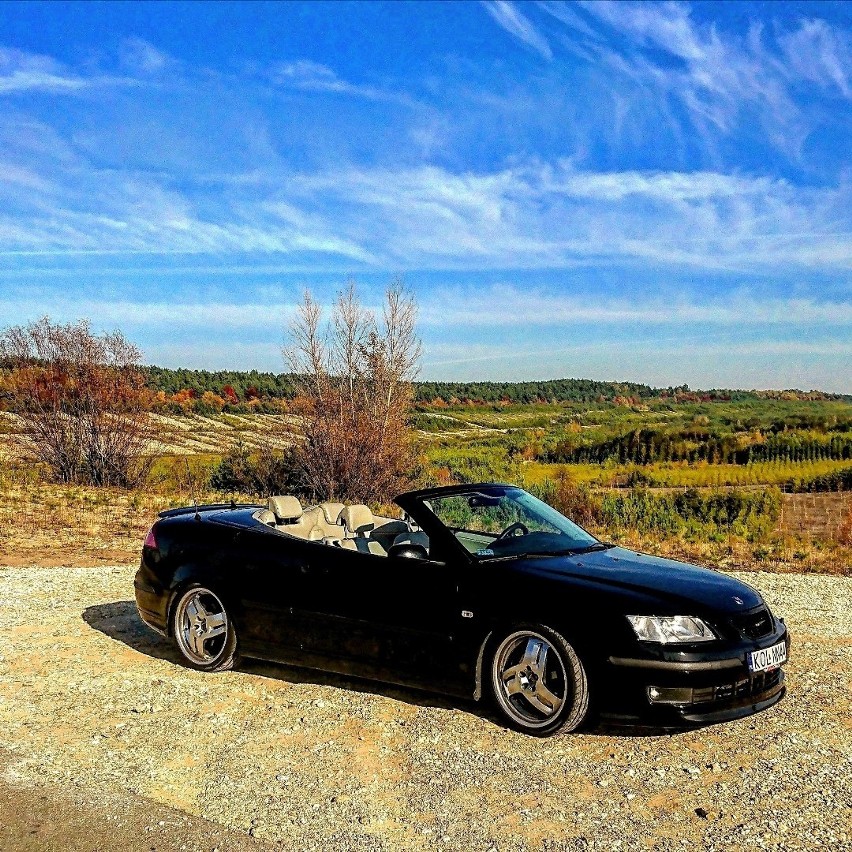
[2,395,851,573]
[519,458,852,489]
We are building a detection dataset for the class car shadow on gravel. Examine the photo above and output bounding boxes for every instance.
[82,600,481,717]
[82,601,690,737]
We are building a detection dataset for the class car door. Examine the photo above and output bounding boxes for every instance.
[295,541,461,684]
[230,522,314,658]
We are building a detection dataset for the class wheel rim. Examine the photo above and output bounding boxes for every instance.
[174,587,229,665]
[493,630,569,729]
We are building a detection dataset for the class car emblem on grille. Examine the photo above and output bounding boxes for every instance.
[733,596,744,605]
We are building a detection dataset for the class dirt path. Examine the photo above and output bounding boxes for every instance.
[0,748,274,852]
[1,565,850,851]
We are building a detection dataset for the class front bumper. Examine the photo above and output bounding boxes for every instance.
[599,625,790,726]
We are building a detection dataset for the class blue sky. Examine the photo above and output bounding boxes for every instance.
[0,1,850,391]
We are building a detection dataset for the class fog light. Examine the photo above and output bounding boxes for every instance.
[647,686,695,705]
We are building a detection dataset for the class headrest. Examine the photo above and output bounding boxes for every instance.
[340,504,374,535]
[268,495,302,522]
[392,531,429,550]
[320,502,345,525]
[308,526,325,541]
[256,509,277,527]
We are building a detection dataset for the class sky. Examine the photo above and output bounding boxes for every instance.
[0,1,850,391]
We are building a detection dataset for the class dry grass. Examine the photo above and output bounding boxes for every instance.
[1,473,848,575]
[0,410,300,458]
[599,526,852,577]
[0,477,253,567]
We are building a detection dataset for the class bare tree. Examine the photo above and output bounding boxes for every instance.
[285,279,421,503]
[0,317,154,486]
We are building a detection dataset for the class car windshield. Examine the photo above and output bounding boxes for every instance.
[424,486,601,558]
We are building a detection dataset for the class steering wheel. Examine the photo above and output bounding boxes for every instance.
[494,521,529,542]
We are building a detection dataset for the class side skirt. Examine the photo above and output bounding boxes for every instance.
[241,645,478,702]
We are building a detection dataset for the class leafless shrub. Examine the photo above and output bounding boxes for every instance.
[285,279,421,503]
[0,317,154,487]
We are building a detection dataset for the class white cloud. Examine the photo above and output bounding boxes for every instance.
[2,289,847,334]
[0,46,139,95]
[119,38,173,74]
[269,59,411,104]
[778,19,852,97]
[537,2,602,41]
[1,142,849,271]
[535,1,852,159]
[418,285,852,328]
[274,59,338,86]
[0,35,848,276]
[483,1,553,60]
[285,162,852,271]
[422,338,852,366]
[0,47,89,94]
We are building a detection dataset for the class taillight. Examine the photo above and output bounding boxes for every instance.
[143,525,158,550]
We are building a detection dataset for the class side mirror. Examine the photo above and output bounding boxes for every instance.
[388,543,429,560]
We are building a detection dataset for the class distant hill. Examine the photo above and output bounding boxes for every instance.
[140,366,849,406]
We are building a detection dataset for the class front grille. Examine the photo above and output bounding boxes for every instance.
[692,668,782,705]
[730,606,773,640]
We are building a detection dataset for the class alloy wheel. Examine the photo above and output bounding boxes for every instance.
[492,630,570,729]
[174,587,229,666]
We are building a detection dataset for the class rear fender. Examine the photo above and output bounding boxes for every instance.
[166,564,244,636]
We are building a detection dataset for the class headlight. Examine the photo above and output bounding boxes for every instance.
[627,615,717,643]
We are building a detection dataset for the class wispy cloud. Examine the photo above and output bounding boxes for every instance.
[269,59,412,104]
[1,118,850,272]
[118,37,174,75]
[418,286,852,328]
[0,45,138,95]
[778,18,852,98]
[423,338,852,367]
[482,1,553,60]
[525,1,852,162]
[0,113,374,261]
[0,47,90,94]
[0,297,300,329]
[284,163,852,271]
[2,289,847,334]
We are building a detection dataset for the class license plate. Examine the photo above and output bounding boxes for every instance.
[748,641,787,673]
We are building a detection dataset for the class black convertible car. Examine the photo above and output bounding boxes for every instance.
[135,483,789,735]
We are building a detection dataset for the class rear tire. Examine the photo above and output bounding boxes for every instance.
[489,624,589,736]
[171,585,240,672]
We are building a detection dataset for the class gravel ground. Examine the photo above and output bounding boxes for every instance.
[0,566,850,851]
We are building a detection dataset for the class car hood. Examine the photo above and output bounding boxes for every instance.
[522,546,763,614]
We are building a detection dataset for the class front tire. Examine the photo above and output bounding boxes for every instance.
[489,625,589,736]
[171,585,240,672]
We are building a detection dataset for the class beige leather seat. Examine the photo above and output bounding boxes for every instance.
[338,505,385,555]
[317,502,345,540]
[268,496,303,524]
[320,502,345,526]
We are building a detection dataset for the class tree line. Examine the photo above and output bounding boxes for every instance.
[543,427,852,466]
[4,364,847,414]
[135,369,849,407]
